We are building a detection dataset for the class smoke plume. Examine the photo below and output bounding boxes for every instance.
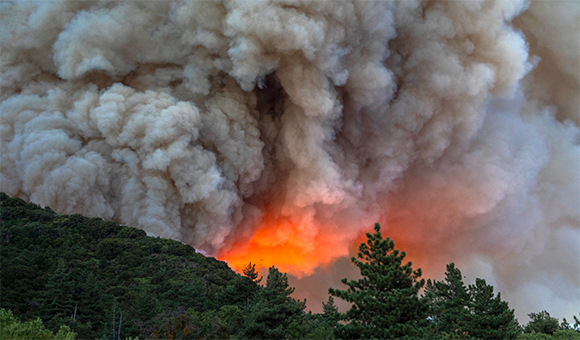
[1,0,578,320]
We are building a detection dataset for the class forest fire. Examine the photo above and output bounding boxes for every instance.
[218,214,352,277]
[219,211,434,280]
[0,0,577,321]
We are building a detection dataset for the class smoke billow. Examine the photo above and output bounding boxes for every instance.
[1,0,578,320]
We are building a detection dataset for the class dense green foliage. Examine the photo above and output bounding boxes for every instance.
[516,312,580,340]
[239,266,305,338]
[517,330,580,340]
[464,278,521,339]
[0,308,76,340]
[525,311,563,335]
[329,223,430,339]
[1,193,578,339]
[0,193,322,339]
[425,267,580,340]
[426,264,522,339]
[425,263,471,337]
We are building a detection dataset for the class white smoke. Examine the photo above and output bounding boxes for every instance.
[1,0,578,321]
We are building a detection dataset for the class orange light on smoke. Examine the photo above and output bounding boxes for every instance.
[218,206,442,280]
[218,213,351,278]
[346,220,439,278]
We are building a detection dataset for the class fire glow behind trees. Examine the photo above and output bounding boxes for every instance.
[0,0,578,320]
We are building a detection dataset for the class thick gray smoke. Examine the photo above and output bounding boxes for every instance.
[1,0,578,320]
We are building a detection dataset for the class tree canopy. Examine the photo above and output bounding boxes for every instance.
[525,311,561,335]
[425,263,471,337]
[329,223,429,339]
[0,309,76,340]
[2,193,578,340]
[465,278,521,339]
[0,193,260,339]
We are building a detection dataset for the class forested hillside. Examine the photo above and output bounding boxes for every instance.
[1,192,578,339]
[0,193,330,339]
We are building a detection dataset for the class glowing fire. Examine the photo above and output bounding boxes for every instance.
[218,214,352,277]
[218,204,445,280]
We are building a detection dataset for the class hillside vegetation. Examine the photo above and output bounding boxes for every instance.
[1,192,578,339]
[0,193,331,339]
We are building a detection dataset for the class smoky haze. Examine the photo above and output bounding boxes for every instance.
[1,0,578,321]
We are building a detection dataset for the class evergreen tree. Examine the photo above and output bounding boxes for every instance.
[310,295,339,340]
[524,311,561,335]
[425,263,471,338]
[240,266,306,339]
[464,278,520,339]
[322,295,339,321]
[565,313,580,332]
[1,192,267,339]
[71,271,108,338]
[132,285,161,323]
[561,318,572,331]
[329,223,429,339]
[39,259,76,332]
[262,266,300,304]
[239,262,263,307]
[243,262,262,284]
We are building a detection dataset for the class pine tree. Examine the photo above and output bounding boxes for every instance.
[242,262,262,284]
[240,266,306,339]
[73,271,108,339]
[425,263,471,338]
[317,295,339,339]
[464,278,520,339]
[329,223,429,339]
[39,259,75,332]
[524,311,560,335]
[220,262,262,309]
[322,295,339,321]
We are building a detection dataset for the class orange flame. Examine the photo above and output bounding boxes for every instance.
[217,202,444,281]
[217,213,352,278]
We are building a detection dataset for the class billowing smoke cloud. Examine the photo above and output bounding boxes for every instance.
[1,0,578,321]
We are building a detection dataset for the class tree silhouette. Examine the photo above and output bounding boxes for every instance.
[330,223,429,339]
